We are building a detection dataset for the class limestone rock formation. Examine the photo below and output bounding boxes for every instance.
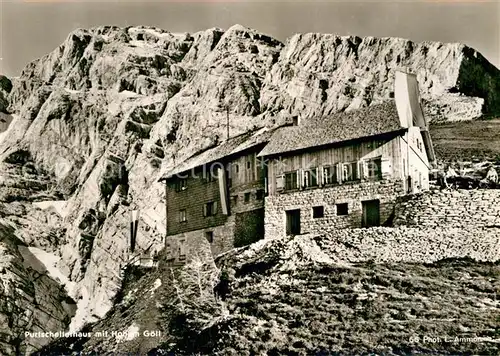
[0,221,75,355]
[0,24,499,353]
[261,34,500,122]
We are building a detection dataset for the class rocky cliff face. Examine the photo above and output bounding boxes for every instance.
[0,219,75,356]
[0,24,499,353]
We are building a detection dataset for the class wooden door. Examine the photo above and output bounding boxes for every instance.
[286,209,301,235]
[362,200,380,227]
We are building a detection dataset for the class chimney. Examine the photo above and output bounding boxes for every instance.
[394,70,427,129]
[394,70,436,164]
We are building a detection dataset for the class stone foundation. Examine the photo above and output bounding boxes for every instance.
[264,179,405,238]
[234,208,265,247]
[165,216,235,263]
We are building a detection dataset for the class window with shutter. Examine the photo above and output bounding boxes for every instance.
[303,168,319,188]
[284,171,299,190]
[380,158,392,178]
[206,168,218,183]
[357,161,364,180]
[322,166,329,185]
[366,157,382,180]
[322,166,336,185]
[179,209,187,222]
[276,175,285,191]
[203,201,216,217]
[336,164,342,184]
[342,162,357,182]
[175,179,188,192]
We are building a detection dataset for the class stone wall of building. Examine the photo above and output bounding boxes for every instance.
[264,179,405,238]
[315,225,500,263]
[234,208,265,247]
[165,216,236,264]
[394,189,500,228]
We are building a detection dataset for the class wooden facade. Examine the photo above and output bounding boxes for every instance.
[163,143,268,261]
[265,132,412,195]
[400,126,431,193]
[262,125,432,237]
[165,166,228,237]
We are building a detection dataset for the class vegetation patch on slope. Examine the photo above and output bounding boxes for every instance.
[431,118,500,162]
[158,236,500,356]
[35,235,499,355]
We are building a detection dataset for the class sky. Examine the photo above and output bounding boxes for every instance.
[0,0,499,77]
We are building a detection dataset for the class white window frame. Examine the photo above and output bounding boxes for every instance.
[303,167,319,188]
[366,157,382,180]
[179,209,187,222]
[284,170,299,191]
[342,162,358,182]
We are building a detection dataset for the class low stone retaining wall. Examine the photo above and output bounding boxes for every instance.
[316,226,500,263]
[395,189,500,228]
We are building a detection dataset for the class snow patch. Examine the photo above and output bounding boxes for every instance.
[0,113,16,144]
[240,237,273,259]
[115,323,140,342]
[68,285,98,333]
[26,247,77,296]
[26,247,99,334]
[64,88,82,94]
[150,278,162,294]
[32,200,69,218]
[21,246,92,332]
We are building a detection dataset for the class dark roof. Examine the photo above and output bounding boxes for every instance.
[159,128,276,181]
[257,101,404,157]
